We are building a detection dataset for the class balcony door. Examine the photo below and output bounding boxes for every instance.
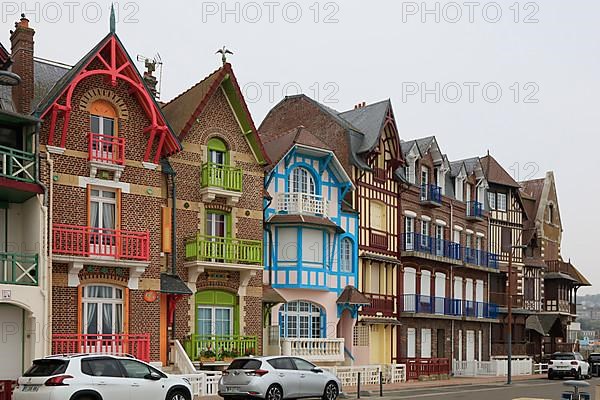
[89,188,117,256]
[404,216,414,251]
[90,100,117,163]
[207,138,229,187]
[205,211,230,261]
[435,224,444,256]
[82,285,124,354]
[195,290,239,340]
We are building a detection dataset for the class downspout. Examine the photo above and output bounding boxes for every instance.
[449,200,454,365]
[44,150,54,356]
[263,196,273,285]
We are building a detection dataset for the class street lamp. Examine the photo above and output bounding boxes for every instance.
[507,243,527,385]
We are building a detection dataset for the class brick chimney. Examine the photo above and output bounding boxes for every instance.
[10,14,35,114]
[142,59,158,99]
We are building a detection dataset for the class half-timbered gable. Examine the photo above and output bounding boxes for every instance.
[31,19,183,364]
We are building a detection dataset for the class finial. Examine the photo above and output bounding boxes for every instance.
[216,46,233,65]
[110,4,116,33]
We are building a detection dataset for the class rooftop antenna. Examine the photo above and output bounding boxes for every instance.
[136,53,163,99]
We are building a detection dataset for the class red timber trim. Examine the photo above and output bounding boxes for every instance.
[0,177,44,194]
[42,34,181,163]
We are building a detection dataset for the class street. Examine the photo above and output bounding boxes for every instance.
[355,378,600,400]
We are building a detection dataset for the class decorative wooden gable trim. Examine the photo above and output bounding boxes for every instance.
[39,33,181,163]
[178,63,270,166]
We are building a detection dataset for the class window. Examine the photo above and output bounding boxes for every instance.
[497,193,507,211]
[455,178,464,201]
[206,211,229,238]
[82,285,123,335]
[81,358,123,377]
[466,183,472,203]
[89,188,117,249]
[197,306,233,336]
[119,359,154,379]
[24,360,69,377]
[488,192,496,210]
[90,100,118,163]
[228,359,262,370]
[421,166,429,186]
[268,358,296,370]
[340,238,353,273]
[293,358,316,371]
[548,204,554,223]
[421,329,432,358]
[370,201,386,231]
[404,216,415,250]
[420,220,430,248]
[280,301,323,339]
[290,167,315,195]
[207,137,228,166]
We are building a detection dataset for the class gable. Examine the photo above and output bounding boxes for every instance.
[163,64,268,166]
[36,33,180,163]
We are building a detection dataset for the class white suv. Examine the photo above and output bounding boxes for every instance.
[13,354,192,400]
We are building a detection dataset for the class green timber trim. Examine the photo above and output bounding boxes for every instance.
[221,75,268,165]
[200,162,242,192]
[0,252,39,285]
[185,234,262,265]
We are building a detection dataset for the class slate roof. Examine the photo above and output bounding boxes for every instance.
[480,154,521,188]
[161,65,223,135]
[262,125,332,168]
[338,99,391,153]
[32,58,70,111]
[160,273,193,295]
[526,314,561,336]
[0,42,10,68]
[336,286,370,305]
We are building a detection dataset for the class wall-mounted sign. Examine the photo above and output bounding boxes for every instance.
[144,290,158,303]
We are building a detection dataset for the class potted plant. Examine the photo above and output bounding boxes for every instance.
[223,348,239,363]
[244,347,255,357]
[200,348,216,363]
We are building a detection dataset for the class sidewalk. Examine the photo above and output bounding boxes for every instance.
[342,374,543,394]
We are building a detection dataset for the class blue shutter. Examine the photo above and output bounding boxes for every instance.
[279,309,285,338]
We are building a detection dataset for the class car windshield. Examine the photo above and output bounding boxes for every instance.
[228,359,262,370]
[23,360,69,377]
[553,353,575,360]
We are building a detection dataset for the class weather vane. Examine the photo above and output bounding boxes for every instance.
[216,46,233,65]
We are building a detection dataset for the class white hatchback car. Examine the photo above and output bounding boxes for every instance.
[13,354,192,400]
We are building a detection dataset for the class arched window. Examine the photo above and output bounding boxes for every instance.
[279,301,324,338]
[340,237,353,272]
[290,167,316,195]
[548,204,554,223]
[195,290,238,337]
[82,285,123,335]
[207,137,229,166]
[89,100,118,163]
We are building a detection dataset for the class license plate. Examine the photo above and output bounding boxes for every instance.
[22,386,39,392]
[226,386,241,392]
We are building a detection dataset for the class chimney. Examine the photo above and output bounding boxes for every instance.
[10,14,35,114]
[354,102,367,109]
[142,59,158,99]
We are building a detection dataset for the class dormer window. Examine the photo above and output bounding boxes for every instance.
[455,177,464,201]
[207,137,228,166]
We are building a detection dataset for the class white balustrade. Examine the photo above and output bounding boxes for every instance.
[280,338,344,362]
[179,371,222,397]
[453,358,533,377]
[170,339,197,375]
[277,192,329,217]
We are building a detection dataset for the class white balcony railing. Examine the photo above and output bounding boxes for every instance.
[277,192,329,217]
[280,338,344,362]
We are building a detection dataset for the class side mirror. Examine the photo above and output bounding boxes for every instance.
[144,372,162,381]
[311,368,323,373]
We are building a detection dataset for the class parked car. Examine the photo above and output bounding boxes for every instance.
[548,352,591,380]
[218,356,341,400]
[13,354,192,400]
[588,353,600,376]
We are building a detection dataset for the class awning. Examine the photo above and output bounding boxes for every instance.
[337,286,370,305]
[359,252,402,265]
[262,285,286,304]
[359,316,401,326]
[526,314,561,336]
[160,273,192,295]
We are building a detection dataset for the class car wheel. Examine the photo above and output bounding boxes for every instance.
[322,382,338,400]
[548,373,554,380]
[266,385,283,400]
[575,369,582,380]
[167,390,189,400]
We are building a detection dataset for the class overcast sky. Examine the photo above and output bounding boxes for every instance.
[2,0,598,293]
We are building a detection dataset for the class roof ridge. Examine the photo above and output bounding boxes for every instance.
[162,64,224,109]
[338,98,390,115]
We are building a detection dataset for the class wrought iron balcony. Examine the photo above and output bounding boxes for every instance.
[277,192,328,217]
[0,252,38,286]
[201,162,243,192]
[0,144,36,184]
[185,234,262,265]
[52,224,150,261]
[463,248,498,269]
[400,294,498,319]
[466,201,484,221]
[401,233,462,261]
[420,184,442,206]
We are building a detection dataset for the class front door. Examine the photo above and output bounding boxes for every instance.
[0,305,23,379]
[466,331,475,361]
[437,329,445,359]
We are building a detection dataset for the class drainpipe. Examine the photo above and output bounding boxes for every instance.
[263,196,273,285]
[44,151,54,356]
